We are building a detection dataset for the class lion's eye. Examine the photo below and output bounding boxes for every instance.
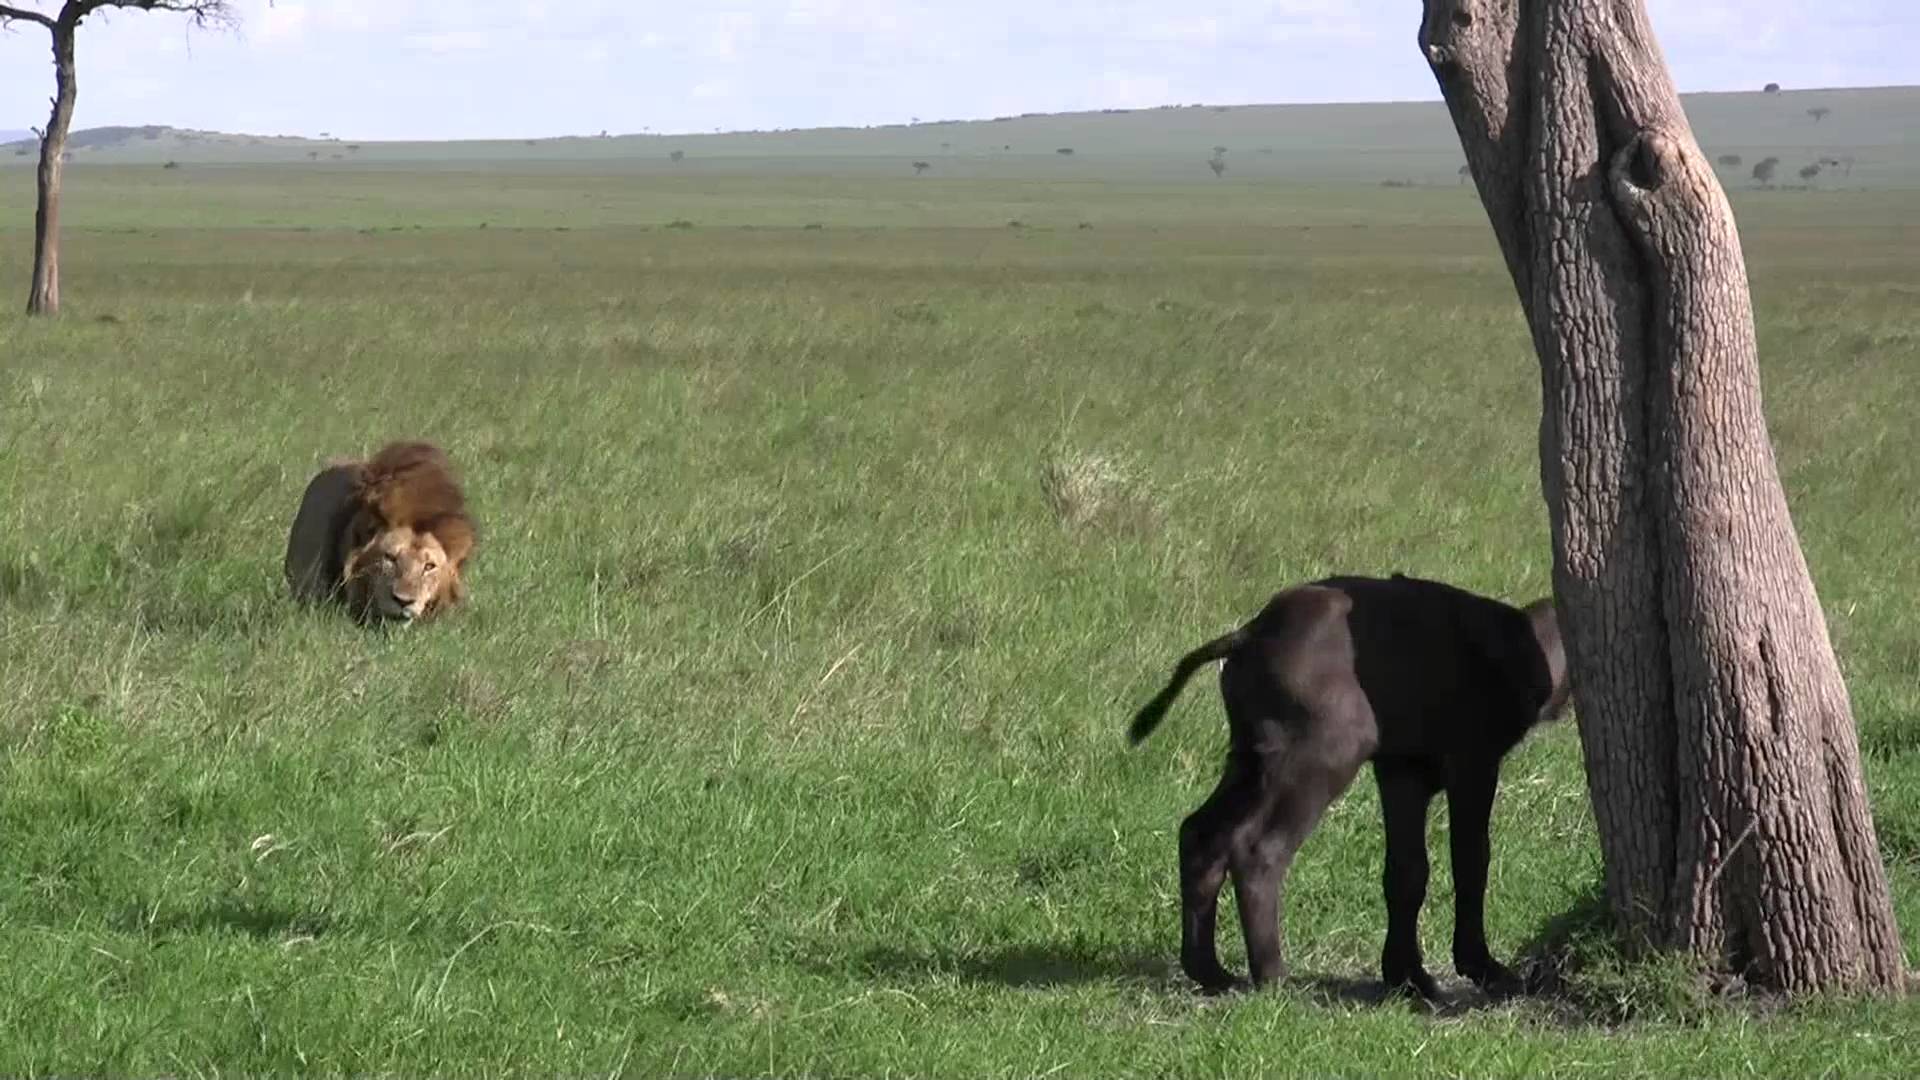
[424,560,438,572]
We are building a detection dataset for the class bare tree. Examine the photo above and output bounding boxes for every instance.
[1715,153,1742,168]
[1458,162,1472,184]
[1752,156,1780,185]
[1419,0,1904,996]
[1807,106,1831,124]
[911,160,930,175]
[0,1,236,316]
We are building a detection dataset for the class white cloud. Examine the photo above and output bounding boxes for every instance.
[254,2,310,45]
[1135,19,1225,46]
[407,30,493,55]
[699,12,760,62]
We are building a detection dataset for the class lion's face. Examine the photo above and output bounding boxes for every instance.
[344,525,460,623]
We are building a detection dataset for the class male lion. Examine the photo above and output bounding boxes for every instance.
[283,440,476,623]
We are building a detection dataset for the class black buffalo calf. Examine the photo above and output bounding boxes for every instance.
[1128,572,1572,1001]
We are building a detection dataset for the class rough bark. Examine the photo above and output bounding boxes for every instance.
[1418,0,1905,994]
[28,20,78,316]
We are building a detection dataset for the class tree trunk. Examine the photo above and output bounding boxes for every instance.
[1418,0,1905,994]
[28,20,78,317]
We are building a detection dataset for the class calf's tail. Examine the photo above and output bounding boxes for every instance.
[1127,628,1251,745]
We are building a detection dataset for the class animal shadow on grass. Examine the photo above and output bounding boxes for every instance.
[844,943,1174,989]
[821,886,1633,1020]
[125,897,333,941]
[843,944,1527,1015]
[1299,884,1633,1021]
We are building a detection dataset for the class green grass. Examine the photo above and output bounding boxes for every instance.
[0,162,1916,1076]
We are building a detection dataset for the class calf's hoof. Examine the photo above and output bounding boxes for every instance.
[1456,954,1520,996]
[1382,966,1444,1004]
[1181,958,1244,996]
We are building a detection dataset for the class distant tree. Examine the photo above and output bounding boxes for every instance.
[1807,106,1831,124]
[669,149,685,162]
[1798,162,1822,183]
[1055,147,1074,156]
[912,160,930,175]
[161,159,178,169]
[1715,153,1743,168]
[1764,82,1782,93]
[1751,156,1780,185]
[1212,145,1228,155]
[0,0,237,316]
[346,144,361,151]
[1458,163,1471,184]
[307,150,319,161]
[1207,156,1226,178]
[319,131,331,139]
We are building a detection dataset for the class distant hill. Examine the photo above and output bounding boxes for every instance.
[0,129,31,145]
[4,86,1916,186]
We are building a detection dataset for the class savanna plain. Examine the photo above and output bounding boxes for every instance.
[1,97,1918,1076]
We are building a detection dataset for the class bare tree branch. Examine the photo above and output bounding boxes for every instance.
[78,1,240,29]
[0,1,241,31]
[0,3,58,29]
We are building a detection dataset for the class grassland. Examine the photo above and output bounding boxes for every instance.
[1,123,1917,1075]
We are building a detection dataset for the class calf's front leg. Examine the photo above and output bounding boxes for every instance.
[1445,760,1518,993]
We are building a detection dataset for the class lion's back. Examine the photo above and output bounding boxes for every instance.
[284,462,362,603]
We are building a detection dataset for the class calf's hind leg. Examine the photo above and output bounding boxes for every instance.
[1376,759,1442,1001]
[1445,761,1518,992]
[1177,755,1259,993]
[1230,718,1374,989]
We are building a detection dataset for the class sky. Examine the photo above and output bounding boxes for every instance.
[2,0,1916,141]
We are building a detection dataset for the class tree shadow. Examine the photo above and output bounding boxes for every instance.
[1290,971,1530,1017]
